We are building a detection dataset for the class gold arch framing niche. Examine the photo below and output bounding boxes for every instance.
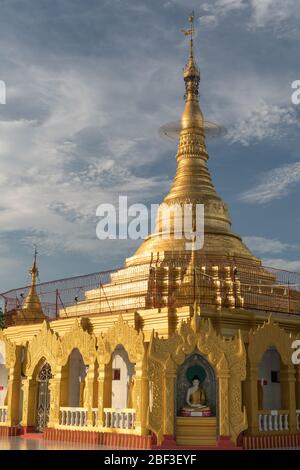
[96,315,147,434]
[245,316,300,435]
[147,318,247,445]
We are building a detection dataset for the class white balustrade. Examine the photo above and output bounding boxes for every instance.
[258,410,289,432]
[297,410,300,431]
[0,406,8,423]
[103,408,136,430]
[59,407,88,428]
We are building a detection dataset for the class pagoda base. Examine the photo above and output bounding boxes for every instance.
[175,416,217,447]
[243,434,300,449]
[44,428,152,449]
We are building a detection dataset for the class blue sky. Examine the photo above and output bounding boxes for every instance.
[1,0,300,291]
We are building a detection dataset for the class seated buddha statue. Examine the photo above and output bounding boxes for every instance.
[181,376,211,415]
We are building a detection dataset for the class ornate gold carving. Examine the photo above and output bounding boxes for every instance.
[97,315,144,365]
[60,318,96,366]
[147,357,164,443]
[0,330,16,368]
[248,315,294,367]
[148,318,247,444]
[23,321,62,375]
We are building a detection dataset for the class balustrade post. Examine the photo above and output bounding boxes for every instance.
[279,413,284,431]
[258,414,262,432]
[268,414,273,431]
[273,413,278,431]
[263,414,268,431]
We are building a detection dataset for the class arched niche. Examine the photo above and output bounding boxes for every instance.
[111,345,135,410]
[23,321,61,377]
[25,357,52,429]
[176,352,217,416]
[60,348,87,407]
[258,347,282,410]
[248,316,293,368]
[148,318,247,445]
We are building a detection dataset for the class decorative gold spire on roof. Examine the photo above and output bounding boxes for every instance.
[22,247,45,320]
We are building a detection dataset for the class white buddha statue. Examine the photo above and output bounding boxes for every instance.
[181,376,211,414]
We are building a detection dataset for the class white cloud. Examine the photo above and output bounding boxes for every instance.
[202,0,246,16]
[243,236,297,254]
[0,51,172,262]
[262,258,300,272]
[199,0,247,29]
[249,0,296,30]
[199,0,300,37]
[240,161,300,203]
[199,15,219,29]
[226,101,299,146]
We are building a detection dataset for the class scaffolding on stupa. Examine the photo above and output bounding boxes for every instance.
[1,260,300,324]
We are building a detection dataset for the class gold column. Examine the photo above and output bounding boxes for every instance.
[5,348,22,427]
[243,366,259,435]
[97,362,111,428]
[133,362,143,433]
[48,368,62,429]
[217,369,230,437]
[84,363,95,427]
[281,364,297,433]
[59,364,69,407]
[163,361,176,437]
[20,376,32,427]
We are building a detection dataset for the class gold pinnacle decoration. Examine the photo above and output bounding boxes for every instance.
[22,247,45,320]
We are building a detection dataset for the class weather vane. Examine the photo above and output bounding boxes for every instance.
[181,11,195,42]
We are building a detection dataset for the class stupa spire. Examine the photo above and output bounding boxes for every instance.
[22,247,44,320]
[130,14,255,264]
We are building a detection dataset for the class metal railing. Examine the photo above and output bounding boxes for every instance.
[2,259,300,324]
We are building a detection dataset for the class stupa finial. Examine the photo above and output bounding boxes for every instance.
[181,11,196,62]
[30,245,39,286]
